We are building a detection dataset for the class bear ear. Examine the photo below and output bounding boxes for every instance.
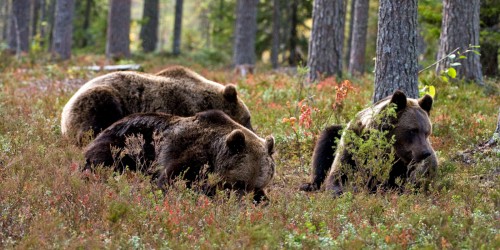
[389,90,407,112]
[226,129,246,153]
[418,94,433,115]
[265,136,275,155]
[223,84,238,102]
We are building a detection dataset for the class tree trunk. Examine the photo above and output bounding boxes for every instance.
[345,0,355,68]
[8,0,31,53]
[47,0,56,51]
[51,0,75,60]
[31,0,41,39]
[288,0,298,66]
[436,0,483,85]
[1,0,9,41]
[348,0,369,76]
[140,0,159,53]
[270,0,280,69]
[480,41,499,77]
[106,0,131,59]
[79,0,93,48]
[39,0,46,47]
[172,0,183,55]
[307,0,345,81]
[373,0,419,103]
[233,0,259,75]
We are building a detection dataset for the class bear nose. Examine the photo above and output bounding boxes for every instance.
[419,151,432,161]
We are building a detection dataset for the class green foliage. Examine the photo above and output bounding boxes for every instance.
[342,104,397,191]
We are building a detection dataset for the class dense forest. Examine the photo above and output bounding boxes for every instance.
[0,0,499,248]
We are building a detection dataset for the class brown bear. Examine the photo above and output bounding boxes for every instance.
[61,66,253,146]
[83,110,275,202]
[300,90,438,196]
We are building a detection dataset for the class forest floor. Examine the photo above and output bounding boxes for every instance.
[0,54,499,248]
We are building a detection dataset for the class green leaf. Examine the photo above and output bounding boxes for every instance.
[470,45,481,48]
[472,50,481,56]
[447,68,457,78]
[448,54,456,60]
[450,62,461,67]
[428,85,436,98]
[441,76,449,83]
[459,55,467,59]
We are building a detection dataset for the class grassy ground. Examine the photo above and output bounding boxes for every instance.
[0,54,499,249]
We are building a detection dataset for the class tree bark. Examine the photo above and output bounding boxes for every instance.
[307,0,345,81]
[345,0,355,68]
[140,0,159,53]
[172,0,183,55]
[436,0,483,85]
[8,0,31,53]
[288,0,298,66]
[270,0,280,69]
[47,0,56,51]
[373,0,419,103]
[348,0,369,76]
[51,0,75,60]
[1,0,9,41]
[233,0,259,75]
[106,0,131,59]
[31,0,41,39]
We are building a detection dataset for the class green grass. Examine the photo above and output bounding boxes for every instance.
[0,54,499,249]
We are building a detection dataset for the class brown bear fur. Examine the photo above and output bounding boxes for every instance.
[300,90,438,196]
[61,66,253,146]
[84,110,275,202]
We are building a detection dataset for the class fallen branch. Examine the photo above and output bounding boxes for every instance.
[73,64,143,72]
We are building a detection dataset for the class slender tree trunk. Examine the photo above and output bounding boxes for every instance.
[345,0,355,68]
[288,0,298,66]
[348,0,369,76]
[233,0,259,76]
[172,0,183,55]
[8,0,31,54]
[140,0,159,53]
[436,0,483,85]
[106,0,131,59]
[481,42,499,77]
[307,0,345,81]
[51,0,75,60]
[31,0,41,39]
[1,0,9,41]
[270,0,280,69]
[47,0,56,51]
[373,0,419,103]
[80,0,93,48]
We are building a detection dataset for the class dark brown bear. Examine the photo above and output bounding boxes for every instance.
[300,90,438,196]
[84,110,275,202]
[61,66,252,146]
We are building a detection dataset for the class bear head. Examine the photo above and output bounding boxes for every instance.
[387,90,437,180]
[220,84,253,131]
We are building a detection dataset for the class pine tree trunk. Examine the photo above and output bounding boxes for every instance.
[1,0,9,41]
[348,0,369,76]
[79,0,93,48]
[373,0,419,103]
[8,0,31,53]
[140,0,159,53]
[31,0,41,39]
[233,0,259,75]
[51,0,75,60]
[307,0,345,81]
[172,0,183,55]
[106,0,131,59]
[345,0,355,68]
[288,0,298,66]
[47,0,56,51]
[270,0,280,69]
[436,0,483,84]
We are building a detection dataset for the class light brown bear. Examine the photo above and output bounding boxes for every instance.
[61,66,252,146]
[83,110,275,203]
[300,90,438,196]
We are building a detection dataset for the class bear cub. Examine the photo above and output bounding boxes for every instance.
[300,90,438,196]
[61,66,253,146]
[84,110,275,203]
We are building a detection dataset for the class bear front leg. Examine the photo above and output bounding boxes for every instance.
[300,125,343,192]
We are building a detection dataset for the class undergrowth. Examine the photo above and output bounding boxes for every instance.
[0,55,498,248]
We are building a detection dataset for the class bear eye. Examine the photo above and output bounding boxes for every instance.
[408,129,419,136]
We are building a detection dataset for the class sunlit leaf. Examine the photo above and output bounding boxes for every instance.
[447,68,457,78]
[441,76,449,82]
[450,62,461,67]
[459,55,467,59]
[472,50,481,55]
[448,54,456,60]
[428,85,436,98]
[470,45,481,48]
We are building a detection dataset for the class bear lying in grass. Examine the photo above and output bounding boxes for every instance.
[61,66,253,146]
[84,110,275,203]
[300,90,438,196]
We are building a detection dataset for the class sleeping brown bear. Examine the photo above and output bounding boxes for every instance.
[83,110,275,202]
[61,66,252,146]
[300,90,438,196]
